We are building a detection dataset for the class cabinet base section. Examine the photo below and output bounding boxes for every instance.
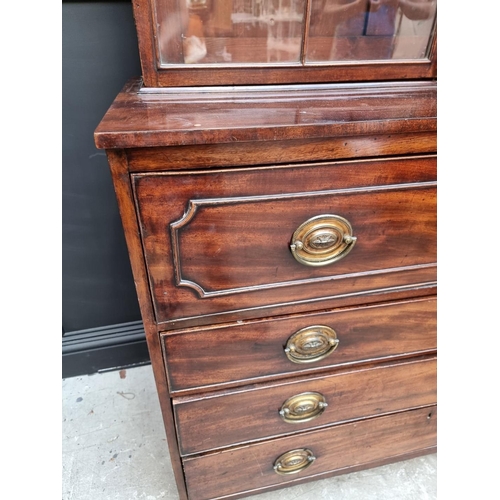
[182,405,437,500]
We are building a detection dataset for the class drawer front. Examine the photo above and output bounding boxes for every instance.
[182,405,437,500]
[174,357,436,455]
[133,156,436,328]
[163,297,436,393]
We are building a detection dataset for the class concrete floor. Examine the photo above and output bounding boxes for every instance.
[62,365,437,500]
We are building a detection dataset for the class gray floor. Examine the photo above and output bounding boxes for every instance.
[62,365,436,500]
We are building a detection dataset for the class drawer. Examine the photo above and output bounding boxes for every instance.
[174,357,436,455]
[132,156,436,328]
[182,405,437,500]
[163,297,436,393]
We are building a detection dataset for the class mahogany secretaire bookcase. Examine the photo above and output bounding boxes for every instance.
[94,1,437,498]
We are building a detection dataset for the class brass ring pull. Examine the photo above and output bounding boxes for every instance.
[285,325,339,364]
[290,214,357,267]
[273,448,316,475]
[279,392,328,423]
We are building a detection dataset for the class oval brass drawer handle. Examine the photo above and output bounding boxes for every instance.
[290,214,357,266]
[285,325,339,364]
[279,392,328,423]
[273,448,316,475]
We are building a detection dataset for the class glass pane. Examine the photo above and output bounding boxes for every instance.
[306,0,436,62]
[154,0,307,65]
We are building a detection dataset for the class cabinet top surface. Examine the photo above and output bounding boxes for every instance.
[94,78,436,149]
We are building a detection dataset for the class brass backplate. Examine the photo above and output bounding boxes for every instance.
[273,448,316,475]
[279,392,328,423]
[285,324,339,364]
[290,214,356,266]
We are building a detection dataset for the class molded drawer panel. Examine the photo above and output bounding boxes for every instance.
[133,156,436,328]
[174,357,436,455]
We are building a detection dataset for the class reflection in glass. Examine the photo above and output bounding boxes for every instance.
[156,0,306,65]
[153,0,436,66]
[307,0,436,62]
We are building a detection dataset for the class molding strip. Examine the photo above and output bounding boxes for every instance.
[62,320,149,378]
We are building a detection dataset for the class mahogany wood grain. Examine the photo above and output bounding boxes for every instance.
[163,296,436,394]
[152,60,436,87]
[132,156,436,326]
[105,150,188,500]
[93,79,436,149]
[131,0,159,87]
[171,184,436,292]
[125,132,437,172]
[156,269,437,330]
[184,446,436,500]
[182,405,437,500]
[174,357,436,455]
[429,31,437,76]
[95,30,439,498]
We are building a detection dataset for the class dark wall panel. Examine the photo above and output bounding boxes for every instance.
[62,2,142,332]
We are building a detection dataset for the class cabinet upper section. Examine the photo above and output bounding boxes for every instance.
[133,0,437,86]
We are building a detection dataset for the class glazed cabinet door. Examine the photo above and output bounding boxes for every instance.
[132,0,437,85]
